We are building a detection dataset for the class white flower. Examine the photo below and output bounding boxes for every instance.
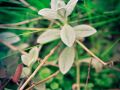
[37,24,97,47]
[37,0,98,74]
[38,0,78,21]
[37,0,97,47]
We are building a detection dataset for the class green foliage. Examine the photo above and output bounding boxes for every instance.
[39,67,52,80]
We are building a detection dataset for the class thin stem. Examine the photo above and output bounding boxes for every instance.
[85,58,92,90]
[26,70,60,90]
[0,26,46,31]
[0,40,57,67]
[19,0,38,11]
[76,40,107,66]
[19,43,60,90]
[0,40,27,55]
[0,17,42,26]
[76,63,80,90]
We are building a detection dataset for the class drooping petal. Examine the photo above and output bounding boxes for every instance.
[21,47,39,67]
[66,0,78,16]
[38,8,58,19]
[60,24,75,47]
[29,47,39,66]
[21,54,31,66]
[74,24,97,39]
[37,29,60,44]
[58,47,75,74]
[0,32,20,44]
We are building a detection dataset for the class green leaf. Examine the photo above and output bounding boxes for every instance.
[37,29,60,44]
[60,24,75,47]
[50,82,59,90]
[0,32,20,44]
[39,68,52,79]
[74,24,97,39]
[58,47,75,74]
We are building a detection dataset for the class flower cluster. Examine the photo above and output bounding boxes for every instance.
[37,0,96,47]
[37,0,97,74]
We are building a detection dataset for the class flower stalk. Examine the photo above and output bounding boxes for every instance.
[76,40,107,66]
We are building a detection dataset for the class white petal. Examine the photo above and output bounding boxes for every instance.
[60,24,75,47]
[57,8,66,19]
[38,8,58,19]
[57,0,66,9]
[59,47,75,74]
[0,32,20,44]
[74,24,97,39]
[29,47,39,66]
[37,29,60,44]
[66,0,78,16]
[21,47,39,67]
[51,0,66,10]
[21,54,31,66]
[21,67,31,78]
[51,0,58,10]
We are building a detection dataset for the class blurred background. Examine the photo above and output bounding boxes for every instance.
[0,0,120,90]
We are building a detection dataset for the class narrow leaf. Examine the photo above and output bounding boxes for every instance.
[60,24,75,47]
[37,29,60,44]
[66,0,78,16]
[74,24,97,39]
[38,8,58,19]
[0,32,20,44]
[59,47,75,74]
